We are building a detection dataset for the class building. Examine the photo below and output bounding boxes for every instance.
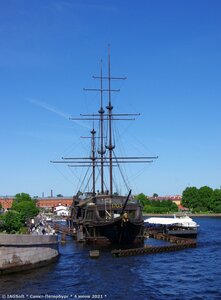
[1,195,182,210]
[36,197,73,209]
[148,195,182,206]
[0,197,14,210]
[0,196,73,210]
[54,205,69,216]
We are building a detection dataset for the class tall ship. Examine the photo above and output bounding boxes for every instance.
[52,49,157,246]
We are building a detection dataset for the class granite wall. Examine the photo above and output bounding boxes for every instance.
[0,234,59,274]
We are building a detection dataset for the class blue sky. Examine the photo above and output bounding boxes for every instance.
[1,0,221,197]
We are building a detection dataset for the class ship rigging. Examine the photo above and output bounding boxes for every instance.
[51,49,158,246]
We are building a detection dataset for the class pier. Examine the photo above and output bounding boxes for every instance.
[52,222,76,242]
[51,222,197,257]
[111,232,196,257]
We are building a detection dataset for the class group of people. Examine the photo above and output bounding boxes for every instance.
[29,214,56,235]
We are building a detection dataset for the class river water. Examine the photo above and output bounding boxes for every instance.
[0,217,221,300]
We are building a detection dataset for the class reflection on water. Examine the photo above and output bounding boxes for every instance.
[1,218,221,299]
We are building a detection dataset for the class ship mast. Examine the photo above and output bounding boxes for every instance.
[91,127,96,196]
[51,48,158,196]
[106,48,114,196]
[98,61,105,194]
[105,47,128,196]
[83,60,106,194]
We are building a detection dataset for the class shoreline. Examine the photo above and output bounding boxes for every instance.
[142,213,221,217]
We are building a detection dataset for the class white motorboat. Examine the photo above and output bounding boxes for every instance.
[144,214,199,238]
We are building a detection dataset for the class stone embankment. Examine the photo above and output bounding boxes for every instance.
[0,234,59,275]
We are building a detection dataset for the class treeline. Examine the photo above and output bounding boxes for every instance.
[0,193,39,233]
[135,193,178,213]
[182,186,221,213]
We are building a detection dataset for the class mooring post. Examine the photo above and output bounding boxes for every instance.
[61,232,66,244]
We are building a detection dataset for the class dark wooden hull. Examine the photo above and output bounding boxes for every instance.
[69,194,144,247]
[87,219,144,246]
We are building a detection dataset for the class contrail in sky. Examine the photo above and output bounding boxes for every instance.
[28,97,70,119]
[27,97,90,129]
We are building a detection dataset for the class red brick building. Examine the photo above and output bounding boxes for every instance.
[1,195,182,210]
[0,196,73,210]
[36,197,73,209]
[0,197,14,209]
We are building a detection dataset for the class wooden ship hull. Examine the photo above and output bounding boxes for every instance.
[68,195,144,246]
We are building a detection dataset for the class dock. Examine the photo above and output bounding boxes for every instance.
[52,222,76,239]
[51,222,197,257]
[111,232,196,257]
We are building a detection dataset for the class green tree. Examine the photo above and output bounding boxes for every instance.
[143,199,178,213]
[135,193,149,207]
[166,200,179,212]
[12,201,39,224]
[12,193,39,224]
[14,193,32,203]
[182,185,221,213]
[210,189,221,212]
[198,186,213,211]
[0,203,2,210]
[0,193,39,233]
[1,210,22,233]
[143,204,154,213]
[182,187,199,209]
[150,199,160,207]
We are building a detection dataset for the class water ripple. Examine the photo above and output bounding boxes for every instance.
[1,217,221,299]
